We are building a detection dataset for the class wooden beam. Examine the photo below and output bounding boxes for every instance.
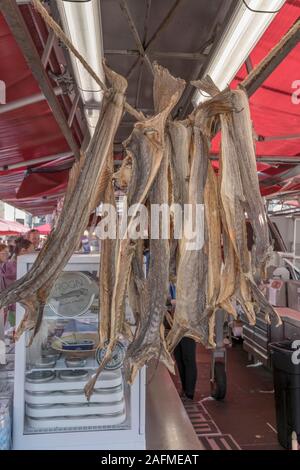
[0,0,80,159]
[242,18,300,96]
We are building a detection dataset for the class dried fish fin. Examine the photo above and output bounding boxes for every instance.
[247,275,282,327]
[112,154,133,192]
[236,271,256,325]
[122,321,134,342]
[153,62,186,114]
[191,75,221,97]
[84,341,116,400]
[126,326,175,385]
[15,296,43,341]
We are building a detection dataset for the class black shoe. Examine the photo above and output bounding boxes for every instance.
[182,394,194,402]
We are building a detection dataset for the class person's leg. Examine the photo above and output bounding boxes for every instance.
[181,337,197,399]
[174,341,186,395]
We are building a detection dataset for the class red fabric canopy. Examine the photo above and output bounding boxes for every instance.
[0,4,83,215]
[0,218,28,235]
[0,1,299,215]
[212,0,300,197]
[35,223,51,235]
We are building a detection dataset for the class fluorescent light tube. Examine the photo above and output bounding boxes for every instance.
[193,0,285,106]
[56,0,105,134]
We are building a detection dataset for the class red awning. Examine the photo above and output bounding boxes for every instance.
[0,4,84,214]
[35,223,51,235]
[0,218,28,235]
[0,1,299,214]
[212,0,300,197]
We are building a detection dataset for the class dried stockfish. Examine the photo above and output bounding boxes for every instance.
[218,89,280,326]
[125,137,173,384]
[166,86,233,350]
[99,146,117,348]
[84,64,185,398]
[0,63,127,341]
[166,125,209,351]
[204,162,223,345]
[127,240,146,325]
[231,88,271,278]
[167,121,191,283]
[123,66,186,383]
[168,120,191,209]
[219,111,250,275]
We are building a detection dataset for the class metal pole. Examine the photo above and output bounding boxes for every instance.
[0,151,73,171]
[0,87,63,114]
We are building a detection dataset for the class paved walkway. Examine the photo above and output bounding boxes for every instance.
[172,341,283,450]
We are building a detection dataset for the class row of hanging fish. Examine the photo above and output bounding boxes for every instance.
[0,62,281,399]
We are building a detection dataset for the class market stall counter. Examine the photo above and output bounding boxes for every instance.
[146,363,203,450]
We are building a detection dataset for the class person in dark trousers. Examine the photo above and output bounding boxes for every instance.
[174,337,197,401]
[168,283,197,401]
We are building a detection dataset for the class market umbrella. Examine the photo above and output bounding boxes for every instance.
[0,218,28,235]
[35,223,51,235]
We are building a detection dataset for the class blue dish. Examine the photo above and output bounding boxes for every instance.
[62,340,94,351]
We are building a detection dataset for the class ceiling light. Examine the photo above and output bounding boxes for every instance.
[193,0,285,106]
[56,0,105,134]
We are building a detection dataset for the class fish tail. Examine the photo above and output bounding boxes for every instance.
[166,323,187,353]
[84,345,113,400]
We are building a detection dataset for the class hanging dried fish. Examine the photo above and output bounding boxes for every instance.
[124,137,173,384]
[123,65,185,384]
[127,239,146,325]
[219,110,250,275]
[168,120,191,209]
[204,162,223,345]
[166,84,236,350]
[231,88,271,278]
[99,146,117,348]
[84,64,185,398]
[166,124,209,351]
[0,63,127,340]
